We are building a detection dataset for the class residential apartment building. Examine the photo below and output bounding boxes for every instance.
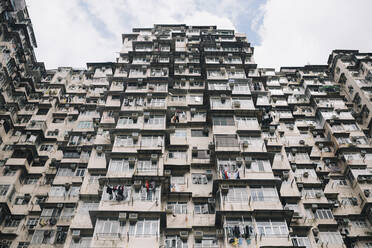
[1,1,372,247]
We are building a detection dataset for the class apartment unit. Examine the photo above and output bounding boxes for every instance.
[1,1,372,248]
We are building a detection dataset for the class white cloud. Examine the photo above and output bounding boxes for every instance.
[26,0,236,69]
[27,0,371,70]
[254,0,372,69]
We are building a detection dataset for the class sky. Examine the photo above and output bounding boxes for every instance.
[26,0,372,70]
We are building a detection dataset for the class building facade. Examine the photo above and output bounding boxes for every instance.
[1,1,372,247]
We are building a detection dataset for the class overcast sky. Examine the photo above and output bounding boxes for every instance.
[26,0,372,70]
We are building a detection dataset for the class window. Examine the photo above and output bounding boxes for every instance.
[302,188,323,198]
[236,116,258,126]
[15,196,29,205]
[0,184,10,195]
[150,98,165,106]
[57,168,74,177]
[251,160,271,172]
[212,116,234,126]
[226,187,249,202]
[192,150,210,159]
[17,242,29,248]
[191,130,208,137]
[215,135,239,147]
[40,144,54,152]
[3,144,13,151]
[172,95,186,102]
[224,218,254,239]
[118,116,134,125]
[165,236,188,248]
[27,218,39,227]
[251,187,278,202]
[5,218,21,227]
[24,177,39,184]
[31,230,55,244]
[129,219,159,237]
[49,186,66,197]
[146,115,165,125]
[194,203,214,214]
[168,202,187,214]
[108,159,132,173]
[171,176,185,185]
[4,169,16,176]
[141,136,163,147]
[352,219,368,228]
[292,236,311,248]
[314,209,333,219]
[334,179,348,186]
[172,129,187,137]
[77,121,93,129]
[75,168,85,177]
[63,151,80,158]
[40,208,59,217]
[168,150,187,159]
[60,207,75,220]
[192,174,208,184]
[195,236,218,248]
[137,160,157,171]
[318,232,343,245]
[256,219,289,236]
[94,218,124,237]
[114,136,134,147]
[70,237,92,248]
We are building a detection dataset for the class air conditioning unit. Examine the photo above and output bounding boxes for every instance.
[282,171,289,180]
[72,230,80,241]
[151,154,158,162]
[208,142,215,150]
[132,113,138,120]
[364,189,370,197]
[194,231,203,240]
[192,146,198,155]
[128,157,136,166]
[164,170,171,176]
[119,213,127,221]
[241,141,249,148]
[208,198,215,204]
[316,192,322,198]
[144,112,150,120]
[216,229,224,238]
[44,230,52,237]
[57,203,63,208]
[133,180,142,189]
[293,211,302,219]
[221,185,229,194]
[303,171,309,178]
[191,108,196,113]
[299,140,305,145]
[166,205,174,214]
[132,132,139,140]
[340,228,349,236]
[233,101,240,108]
[351,197,358,206]
[180,231,189,240]
[96,146,103,154]
[129,213,138,222]
[205,169,213,180]
[312,228,319,236]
